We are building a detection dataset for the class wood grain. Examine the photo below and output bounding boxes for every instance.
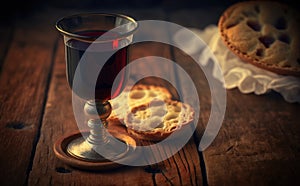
[204,90,300,186]
[0,12,58,185]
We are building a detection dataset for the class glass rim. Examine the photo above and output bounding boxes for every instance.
[55,12,138,42]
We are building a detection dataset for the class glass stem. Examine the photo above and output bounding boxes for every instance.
[84,100,112,146]
[87,119,109,145]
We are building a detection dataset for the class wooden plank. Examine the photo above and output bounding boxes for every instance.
[169,8,300,186]
[0,11,58,186]
[169,32,213,186]
[28,8,202,185]
[204,91,300,186]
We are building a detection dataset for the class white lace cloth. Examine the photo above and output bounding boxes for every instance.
[174,25,300,103]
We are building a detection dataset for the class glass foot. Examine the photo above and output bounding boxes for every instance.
[67,135,130,162]
[54,131,137,170]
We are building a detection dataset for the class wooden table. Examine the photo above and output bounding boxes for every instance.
[0,2,299,186]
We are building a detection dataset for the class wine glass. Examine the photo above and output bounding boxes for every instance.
[55,13,138,162]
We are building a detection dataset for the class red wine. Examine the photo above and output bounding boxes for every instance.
[66,30,128,100]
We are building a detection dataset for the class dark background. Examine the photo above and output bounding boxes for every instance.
[1,0,299,20]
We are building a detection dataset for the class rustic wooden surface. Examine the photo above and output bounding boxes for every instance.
[0,2,299,186]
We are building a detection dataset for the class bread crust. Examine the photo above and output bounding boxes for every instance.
[127,127,173,142]
[218,1,300,76]
[124,99,194,141]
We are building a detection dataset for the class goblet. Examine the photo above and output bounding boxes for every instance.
[55,13,138,163]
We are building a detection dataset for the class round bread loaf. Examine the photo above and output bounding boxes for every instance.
[124,99,194,141]
[218,1,300,76]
